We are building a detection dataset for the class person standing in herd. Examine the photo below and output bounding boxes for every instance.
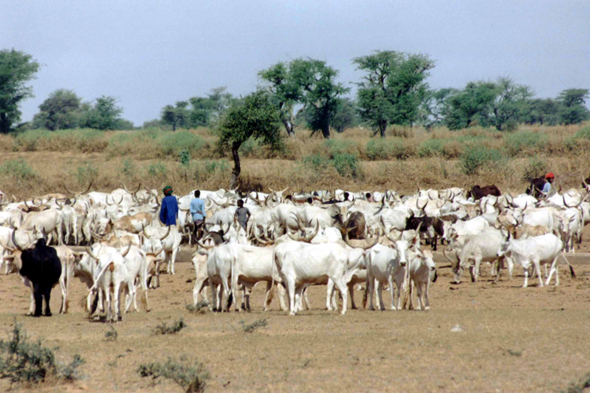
[159,185,179,226]
[234,199,250,231]
[190,190,206,241]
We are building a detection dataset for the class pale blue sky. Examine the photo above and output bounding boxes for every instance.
[2,0,589,126]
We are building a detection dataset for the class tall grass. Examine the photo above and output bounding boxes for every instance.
[0,123,589,197]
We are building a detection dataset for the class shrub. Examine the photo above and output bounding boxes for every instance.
[138,356,209,393]
[573,126,590,140]
[239,319,268,333]
[0,158,37,182]
[75,162,98,185]
[324,139,357,157]
[159,131,204,157]
[417,139,444,157]
[186,301,209,314]
[365,138,408,160]
[12,129,50,151]
[147,162,168,179]
[442,140,464,159]
[331,153,360,178]
[153,318,187,335]
[104,326,118,342]
[504,131,546,156]
[179,149,191,166]
[0,320,84,383]
[460,146,504,175]
[522,157,547,182]
[505,119,519,132]
[120,158,136,178]
[302,154,330,173]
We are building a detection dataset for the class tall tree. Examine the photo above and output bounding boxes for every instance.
[31,89,82,130]
[81,96,124,130]
[0,49,40,133]
[160,101,189,131]
[444,81,497,130]
[259,62,303,137]
[557,89,590,125]
[490,77,533,131]
[354,51,434,137]
[290,58,349,139]
[217,91,282,189]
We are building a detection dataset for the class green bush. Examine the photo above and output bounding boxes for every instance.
[12,129,51,151]
[302,154,330,173]
[0,320,84,383]
[504,131,546,156]
[153,318,187,335]
[120,158,136,178]
[522,157,547,182]
[573,126,590,140]
[324,139,357,157]
[365,138,408,160]
[331,153,360,178]
[417,139,444,157]
[179,149,191,166]
[159,131,204,157]
[147,162,168,179]
[0,158,37,182]
[460,146,504,175]
[138,356,208,393]
[75,162,98,185]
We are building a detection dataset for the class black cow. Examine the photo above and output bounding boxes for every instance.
[405,214,444,251]
[466,185,501,200]
[526,176,546,198]
[19,239,62,317]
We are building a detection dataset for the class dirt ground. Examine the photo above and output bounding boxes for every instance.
[1,243,590,392]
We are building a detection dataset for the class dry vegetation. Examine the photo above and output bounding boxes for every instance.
[0,251,590,392]
[1,123,590,198]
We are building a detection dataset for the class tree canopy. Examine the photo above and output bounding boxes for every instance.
[217,90,282,189]
[31,89,82,130]
[0,49,40,133]
[354,51,434,137]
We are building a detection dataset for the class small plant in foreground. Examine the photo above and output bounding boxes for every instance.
[138,356,209,393]
[239,319,268,333]
[0,319,84,383]
[105,325,118,341]
[564,372,590,393]
[186,300,209,314]
[153,318,187,335]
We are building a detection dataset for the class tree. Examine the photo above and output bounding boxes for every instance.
[354,51,434,137]
[419,88,457,129]
[31,89,82,130]
[80,96,124,130]
[521,98,559,125]
[217,91,282,189]
[259,63,303,137]
[0,49,40,133]
[331,98,359,133]
[557,89,590,125]
[490,77,533,131]
[290,59,349,139]
[444,81,497,130]
[160,101,189,131]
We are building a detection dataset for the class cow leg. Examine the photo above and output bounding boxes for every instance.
[31,283,43,317]
[326,279,335,310]
[367,276,376,311]
[533,260,543,287]
[42,285,52,317]
[416,281,425,311]
[522,267,529,288]
[545,257,559,286]
[277,283,288,311]
[303,286,311,310]
[287,278,296,315]
[388,276,396,310]
[333,278,348,315]
[59,275,67,314]
[348,282,357,310]
[192,276,209,306]
[408,280,415,310]
[423,282,431,311]
[377,281,385,311]
[263,281,273,311]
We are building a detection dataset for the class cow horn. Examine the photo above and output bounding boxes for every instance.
[197,235,215,250]
[120,244,132,257]
[416,198,428,212]
[254,229,272,245]
[86,246,100,260]
[442,247,455,264]
[148,245,164,257]
[142,223,151,239]
[0,234,15,252]
[11,230,26,251]
[304,219,320,242]
[160,226,171,240]
[63,182,75,195]
[280,187,289,193]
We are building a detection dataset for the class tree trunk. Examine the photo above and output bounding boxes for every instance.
[321,120,330,139]
[379,120,387,138]
[230,142,241,190]
[282,119,295,138]
[0,113,8,134]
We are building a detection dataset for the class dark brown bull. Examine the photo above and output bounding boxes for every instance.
[526,177,546,198]
[466,185,501,200]
[344,211,366,240]
[405,213,444,251]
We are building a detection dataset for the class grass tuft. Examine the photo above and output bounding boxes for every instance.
[153,318,187,335]
[138,355,209,393]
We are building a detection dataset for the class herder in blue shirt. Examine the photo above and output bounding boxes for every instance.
[190,190,206,240]
[159,186,179,226]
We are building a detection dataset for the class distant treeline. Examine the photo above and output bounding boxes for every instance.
[1,48,589,137]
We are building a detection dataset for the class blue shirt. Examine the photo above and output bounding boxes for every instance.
[190,198,205,221]
[542,182,551,194]
[159,195,179,226]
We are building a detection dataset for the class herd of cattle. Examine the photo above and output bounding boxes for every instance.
[0,180,587,320]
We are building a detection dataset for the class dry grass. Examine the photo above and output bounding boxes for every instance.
[1,123,590,198]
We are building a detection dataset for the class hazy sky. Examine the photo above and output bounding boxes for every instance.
[2,0,589,126]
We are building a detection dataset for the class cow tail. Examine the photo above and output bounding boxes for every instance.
[559,253,576,279]
[88,262,113,294]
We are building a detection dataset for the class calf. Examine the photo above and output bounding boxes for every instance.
[407,249,437,311]
[405,214,443,250]
[467,185,501,200]
[19,239,62,317]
